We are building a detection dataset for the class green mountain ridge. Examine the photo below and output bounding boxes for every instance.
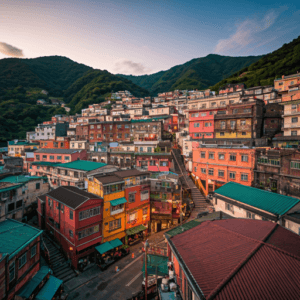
[210,35,300,92]
[118,54,263,95]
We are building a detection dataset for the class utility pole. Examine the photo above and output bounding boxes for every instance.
[144,239,149,300]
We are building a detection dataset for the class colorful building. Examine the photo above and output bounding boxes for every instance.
[114,169,151,245]
[86,174,127,243]
[192,146,255,195]
[39,137,70,149]
[44,186,103,270]
[0,219,43,300]
[8,141,39,157]
[274,73,300,93]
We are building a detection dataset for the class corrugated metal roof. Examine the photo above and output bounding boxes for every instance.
[55,160,107,171]
[170,219,300,300]
[94,174,124,185]
[46,186,101,209]
[0,175,44,184]
[214,182,300,215]
[114,169,150,178]
[0,219,42,258]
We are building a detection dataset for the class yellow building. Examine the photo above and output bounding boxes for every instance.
[87,174,127,243]
[8,141,39,157]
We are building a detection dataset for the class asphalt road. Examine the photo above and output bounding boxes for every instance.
[65,233,167,300]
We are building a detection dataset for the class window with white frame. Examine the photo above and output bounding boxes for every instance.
[128,192,136,203]
[79,206,101,220]
[219,153,225,160]
[201,152,205,158]
[208,169,214,175]
[241,155,248,162]
[229,172,236,179]
[218,170,224,177]
[18,252,27,269]
[246,211,255,219]
[78,225,99,239]
[241,174,248,181]
[194,123,200,128]
[208,152,214,159]
[141,190,149,201]
[201,168,206,174]
[229,154,236,161]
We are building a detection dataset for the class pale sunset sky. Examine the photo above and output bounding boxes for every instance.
[0,0,299,75]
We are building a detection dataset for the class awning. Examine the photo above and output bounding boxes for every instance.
[95,242,114,254]
[0,184,23,193]
[17,266,50,298]
[142,254,168,276]
[95,238,124,254]
[109,238,123,248]
[110,197,127,206]
[35,275,63,300]
[126,225,147,236]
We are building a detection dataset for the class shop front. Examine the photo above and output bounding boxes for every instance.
[126,224,147,245]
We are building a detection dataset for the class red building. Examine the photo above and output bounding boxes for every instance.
[39,137,70,149]
[0,219,43,300]
[44,186,103,270]
[75,124,89,140]
[114,169,151,244]
[163,114,185,133]
[135,153,172,172]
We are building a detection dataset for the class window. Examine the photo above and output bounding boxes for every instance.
[220,121,225,129]
[194,167,197,172]
[219,154,225,160]
[211,102,216,107]
[109,218,121,231]
[292,104,297,109]
[90,125,94,129]
[291,131,297,136]
[208,169,214,175]
[218,170,224,177]
[241,155,248,162]
[225,203,233,211]
[16,200,23,208]
[78,225,99,239]
[18,252,27,269]
[36,182,40,190]
[292,117,298,123]
[125,133,129,138]
[242,132,246,136]
[201,152,205,158]
[205,122,211,127]
[208,153,214,159]
[97,125,101,129]
[220,101,226,106]
[194,123,200,128]
[230,121,236,129]
[42,155,47,159]
[240,120,246,126]
[229,172,236,179]
[8,203,15,212]
[31,245,37,258]
[291,161,300,169]
[229,154,236,161]
[143,207,148,215]
[247,211,255,219]
[9,262,15,282]
[69,230,74,238]
[233,109,238,114]
[118,134,122,138]
[159,161,168,167]
[201,168,206,174]
[128,193,136,203]
[147,147,152,153]
[65,156,70,161]
[141,190,149,201]
[57,156,62,160]
[36,155,40,160]
[220,132,225,136]
[241,174,248,181]
[244,108,251,113]
[70,210,73,220]
[79,207,101,220]
[201,113,206,117]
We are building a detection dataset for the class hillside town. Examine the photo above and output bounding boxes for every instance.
[1,72,300,300]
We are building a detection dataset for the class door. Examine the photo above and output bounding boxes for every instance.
[157,222,162,232]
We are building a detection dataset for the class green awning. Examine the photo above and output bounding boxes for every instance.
[142,254,168,276]
[95,242,114,254]
[126,225,147,236]
[35,275,63,300]
[109,238,123,248]
[110,197,127,206]
[0,184,23,193]
[17,266,50,298]
[95,239,123,254]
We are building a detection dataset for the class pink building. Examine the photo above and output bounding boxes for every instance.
[135,154,172,172]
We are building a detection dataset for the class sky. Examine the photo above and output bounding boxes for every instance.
[0,0,299,75]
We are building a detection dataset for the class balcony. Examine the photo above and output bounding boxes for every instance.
[111,207,124,215]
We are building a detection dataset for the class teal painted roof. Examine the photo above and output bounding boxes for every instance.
[214,182,300,216]
[55,160,107,171]
[0,219,43,259]
[0,175,45,184]
[0,184,23,193]
[109,238,123,248]
[110,197,127,206]
[35,275,63,300]
[131,116,169,123]
[17,266,51,298]
[32,162,60,166]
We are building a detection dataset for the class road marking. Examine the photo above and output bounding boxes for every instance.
[112,254,143,278]
[126,271,143,286]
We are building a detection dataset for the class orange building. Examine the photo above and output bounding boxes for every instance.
[192,146,255,195]
[274,73,300,93]
[40,137,70,149]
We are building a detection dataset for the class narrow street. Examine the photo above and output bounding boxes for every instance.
[63,231,168,299]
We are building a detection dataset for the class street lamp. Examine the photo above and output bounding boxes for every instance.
[144,239,149,300]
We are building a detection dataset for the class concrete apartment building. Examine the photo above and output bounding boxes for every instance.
[35,122,69,140]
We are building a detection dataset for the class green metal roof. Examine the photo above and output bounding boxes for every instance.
[32,162,60,166]
[0,219,43,259]
[109,238,123,248]
[17,266,51,298]
[142,254,168,276]
[110,197,127,206]
[35,275,63,300]
[0,175,45,184]
[165,220,202,237]
[214,182,300,216]
[95,242,114,254]
[131,116,168,123]
[126,225,147,236]
[135,152,171,156]
[0,184,23,193]
[55,160,107,171]
[95,238,123,254]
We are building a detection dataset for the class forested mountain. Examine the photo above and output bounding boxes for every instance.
[210,36,300,92]
[119,54,263,95]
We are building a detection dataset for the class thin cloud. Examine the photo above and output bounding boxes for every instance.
[0,42,24,57]
[214,9,285,54]
[114,60,152,75]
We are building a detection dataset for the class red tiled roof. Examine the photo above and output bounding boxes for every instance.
[170,219,300,300]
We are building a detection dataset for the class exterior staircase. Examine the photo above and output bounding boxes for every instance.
[42,235,77,283]
[171,149,208,218]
